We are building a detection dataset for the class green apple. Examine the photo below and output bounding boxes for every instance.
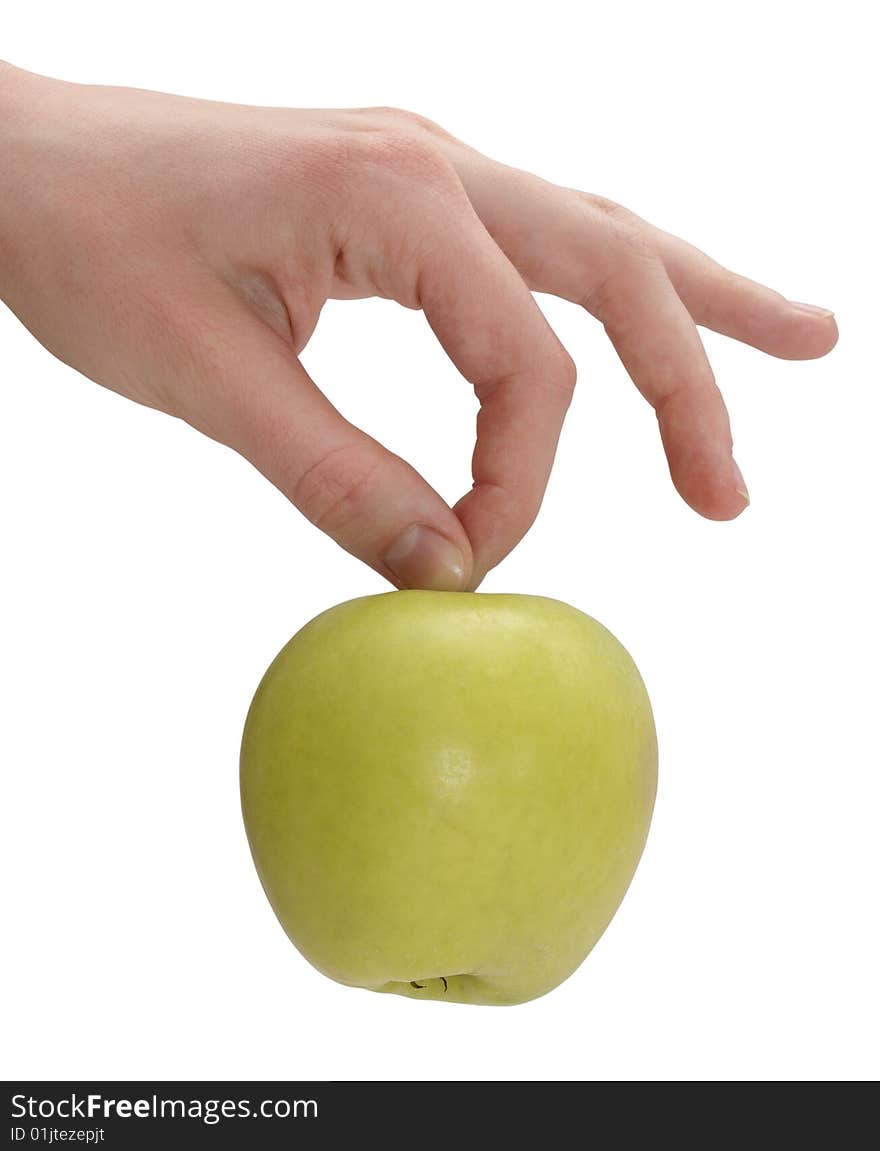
[240,591,657,1006]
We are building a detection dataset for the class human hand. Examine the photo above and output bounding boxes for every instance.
[0,63,837,590]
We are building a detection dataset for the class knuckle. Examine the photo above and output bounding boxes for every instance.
[584,193,630,221]
[552,349,578,403]
[365,106,449,139]
[607,217,654,262]
[366,128,456,187]
[575,196,659,320]
[656,362,722,420]
[581,239,660,323]
[579,193,652,258]
[292,440,381,534]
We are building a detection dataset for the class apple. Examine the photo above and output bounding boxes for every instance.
[240,591,657,1006]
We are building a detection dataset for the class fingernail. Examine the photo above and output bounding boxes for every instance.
[789,301,835,319]
[383,524,467,591]
[733,460,750,505]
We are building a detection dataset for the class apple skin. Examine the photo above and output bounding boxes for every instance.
[240,591,657,1006]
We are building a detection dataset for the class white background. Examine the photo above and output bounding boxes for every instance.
[2,0,877,1082]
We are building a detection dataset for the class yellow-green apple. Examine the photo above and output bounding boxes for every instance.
[240,591,657,1006]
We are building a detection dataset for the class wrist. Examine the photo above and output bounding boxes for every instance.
[0,62,58,300]
[0,58,17,94]
[0,60,35,118]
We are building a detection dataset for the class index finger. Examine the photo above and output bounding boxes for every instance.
[415,198,576,587]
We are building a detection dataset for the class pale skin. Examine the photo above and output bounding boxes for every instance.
[0,62,837,590]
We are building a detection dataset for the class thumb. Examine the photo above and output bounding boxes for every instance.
[191,311,473,590]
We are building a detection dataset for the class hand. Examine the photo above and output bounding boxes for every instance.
[0,63,837,590]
